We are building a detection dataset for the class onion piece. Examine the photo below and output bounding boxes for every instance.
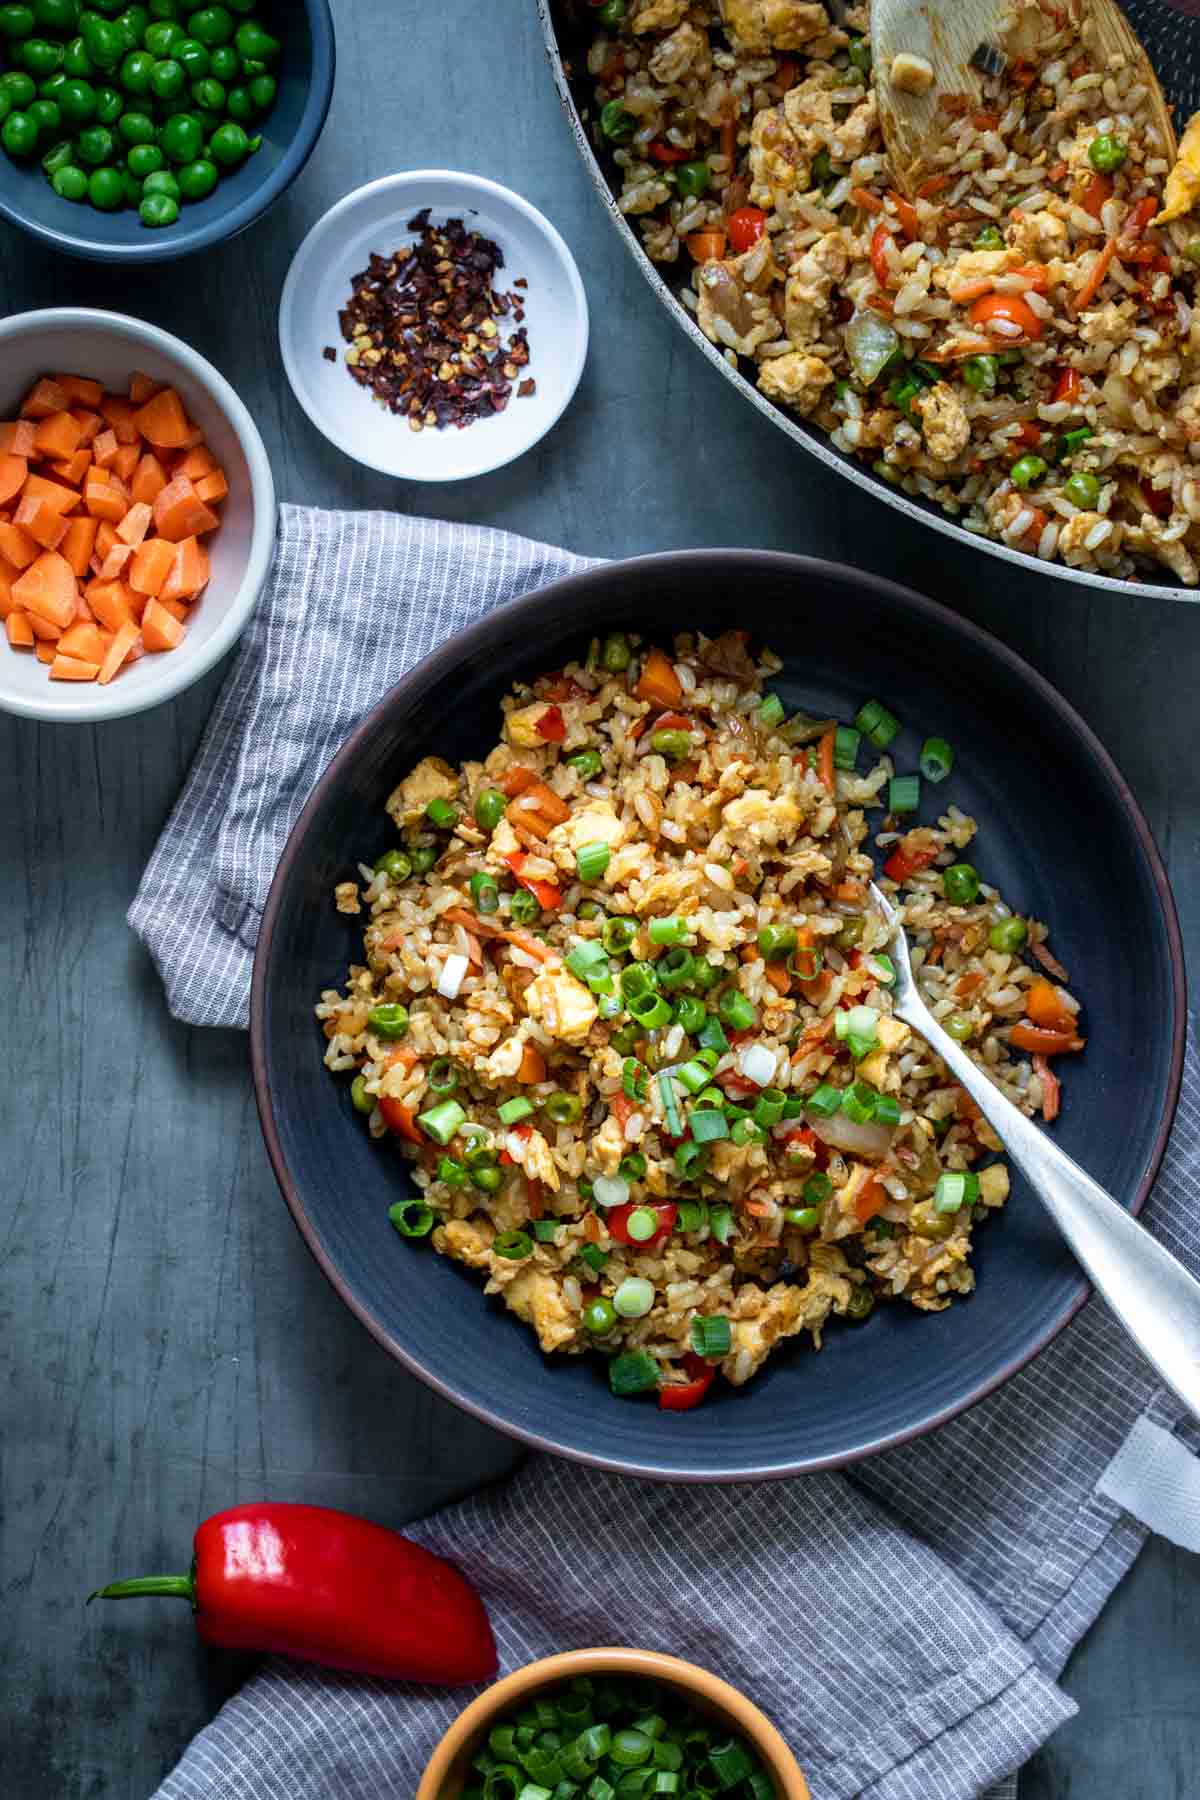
[437,952,469,999]
[737,1043,777,1088]
[593,1173,630,1209]
[807,1109,895,1159]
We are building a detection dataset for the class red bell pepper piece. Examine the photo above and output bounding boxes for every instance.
[882,843,938,883]
[379,1095,424,1144]
[1052,366,1081,405]
[659,1352,718,1411]
[649,140,692,163]
[502,850,563,912]
[88,1503,497,1684]
[870,220,895,289]
[727,206,767,254]
[535,703,566,741]
[1009,1022,1084,1057]
[607,1200,678,1249]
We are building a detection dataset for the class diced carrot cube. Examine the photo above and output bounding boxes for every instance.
[98,618,140,684]
[159,535,209,602]
[0,453,25,507]
[157,596,190,622]
[92,429,119,470]
[49,652,100,681]
[87,580,136,632]
[0,554,14,618]
[23,472,80,515]
[49,450,92,486]
[130,452,168,507]
[6,609,33,648]
[61,515,99,578]
[20,378,71,420]
[0,522,38,569]
[98,544,134,580]
[99,393,140,444]
[56,373,104,409]
[84,486,128,523]
[12,548,77,628]
[95,520,118,559]
[129,535,177,597]
[71,409,102,446]
[73,588,95,623]
[141,597,186,652]
[128,371,160,405]
[33,410,84,460]
[112,441,141,482]
[0,420,37,456]
[195,468,228,505]
[174,444,217,481]
[14,496,68,551]
[35,640,57,663]
[153,475,220,541]
[131,386,192,449]
[116,501,152,546]
[57,620,111,663]
[28,610,62,641]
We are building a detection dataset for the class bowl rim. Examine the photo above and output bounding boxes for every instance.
[0,0,335,264]
[0,306,276,724]
[413,1648,812,1800]
[276,168,590,483]
[250,548,1187,1481]
[535,0,1198,607]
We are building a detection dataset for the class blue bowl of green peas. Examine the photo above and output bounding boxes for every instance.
[0,0,333,261]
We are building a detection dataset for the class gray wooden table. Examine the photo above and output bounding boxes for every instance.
[1,2,1198,1794]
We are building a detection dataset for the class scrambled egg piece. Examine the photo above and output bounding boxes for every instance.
[721,0,828,53]
[501,1266,578,1353]
[506,1125,561,1192]
[647,20,710,83]
[914,382,971,465]
[523,966,598,1045]
[437,1217,494,1269]
[630,0,688,32]
[722,786,806,844]
[1156,109,1200,225]
[722,1248,852,1383]
[756,350,833,415]
[978,1164,1010,1207]
[386,756,458,828]
[334,881,361,915]
[550,802,626,856]
[506,701,557,749]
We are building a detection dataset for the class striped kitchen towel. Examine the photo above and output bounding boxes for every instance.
[133,506,1199,1800]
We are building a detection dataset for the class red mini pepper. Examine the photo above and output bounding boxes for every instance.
[659,1353,718,1411]
[89,1503,497,1685]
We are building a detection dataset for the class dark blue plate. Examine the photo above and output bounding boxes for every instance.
[251,552,1185,1481]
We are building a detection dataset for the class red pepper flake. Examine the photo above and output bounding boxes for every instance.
[334,209,535,433]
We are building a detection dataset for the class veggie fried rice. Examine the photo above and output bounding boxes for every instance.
[582,0,1200,584]
[318,631,1085,1410]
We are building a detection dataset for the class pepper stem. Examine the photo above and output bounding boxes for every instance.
[87,1574,196,1606]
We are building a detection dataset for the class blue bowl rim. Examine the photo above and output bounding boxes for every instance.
[249,549,1188,1482]
[0,0,335,264]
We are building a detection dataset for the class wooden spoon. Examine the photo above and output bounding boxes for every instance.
[870,0,1177,197]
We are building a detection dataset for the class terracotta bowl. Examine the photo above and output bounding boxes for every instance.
[415,1648,811,1800]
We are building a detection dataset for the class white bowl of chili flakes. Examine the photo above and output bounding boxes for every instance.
[279,170,589,483]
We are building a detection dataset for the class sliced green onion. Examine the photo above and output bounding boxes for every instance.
[782,1206,819,1230]
[806,1083,842,1118]
[689,1108,729,1143]
[602,915,638,956]
[388,1198,434,1238]
[613,1277,655,1319]
[416,1099,467,1144]
[802,1171,832,1206]
[568,749,603,780]
[578,1243,609,1275]
[690,958,722,993]
[873,1093,901,1127]
[675,1199,708,1233]
[494,1229,534,1259]
[597,992,622,1020]
[427,1056,459,1095]
[498,1095,533,1125]
[854,699,900,748]
[608,1350,659,1395]
[756,923,796,960]
[698,1014,728,1055]
[674,1140,709,1179]
[532,1218,560,1242]
[566,940,609,985]
[867,952,896,985]
[920,736,954,783]
[675,1059,711,1095]
[758,692,785,728]
[648,915,688,946]
[509,888,538,924]
[690,1315,732,1358]
[1057,425,1093,460]
[657,947,695,990]
[619,1151,647,1180]
[709,1739,754,1787]
[935,1170,980,1213]
[576,841,611,883]
[889,774,920,814]
[752,1087,786,1127]
[628,991,671,1028]
[436,1155,468,1189]
[657,1072,682,1137]
[469,870,500,914]
[620,961,658,1000]
[610,1729,653,1767]
[673,994,706,1034]
[840,1082,878,1125]
[367,1002,409,1040]
[709,1203,734,1244]
[835,1005,879,1047]
[544,1090,583,1124]
[833,725,860,771]
[625,1206,661,1243]
[623,1058,650,1101]
[730,1116,765,1146]
[717,988,757,1030]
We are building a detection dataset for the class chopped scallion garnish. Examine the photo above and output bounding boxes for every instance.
[889,773,920,814]
[690,1314,732,1358]
[920,735,954,783]
[854,698,900,748]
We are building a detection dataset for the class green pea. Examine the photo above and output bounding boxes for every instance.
[583,1297,618,1336]
[246,68,272,110]
[596,0,625,22]
[676,158,710,198]
[80,14,123,66]
[119,47,155,90]
[119,164,141,204]
[62,34,92,74]
[847,35,872,73]
[139,188,178,225]
[148,0,181,15]
[142,17,181,52]
[973,224,1004,250]
[409,845,438,876]
[186,4,232,44]
[349,1074,373,1115]
[1010,453,1047,490]
[1063,470,1100,510]
[76,122,114,162]
[988,915,1028,954]
[207,116,247,163]
[149,53,183,95]
[158,106,199,158]
[20,35,61,75]
[0,3,35,34]
[38,68,66,96]
[1,108,39,154]
[125,137,161,174]
[26,96,59,134]
[117,107,154,141]
[173,151,213,196]
[187,71,221,107]
[600,98,634,143]
[142,165,179,198]
[93,83,122,121]
[206,37,234,78]
[962,353,999,393]
[224,79,251,118]
[0,69,36,105]
[942,862,980,905]
[114,4,148,46]
[1088,133,1127,174]
[238,53,264,75]
[232,16,275,59]
[57,75,95,120]
[51,158,87,196]
[945,1012,975,1042]
[87,163,124,207]
[40,134,74,173]
[174,32,207,73]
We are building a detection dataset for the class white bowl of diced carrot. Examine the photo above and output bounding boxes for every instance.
[0,307,275,722]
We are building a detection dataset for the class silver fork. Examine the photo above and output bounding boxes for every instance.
[870,882,1200,1423]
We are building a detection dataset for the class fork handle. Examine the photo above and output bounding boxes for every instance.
[902,1006,1200,1424]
